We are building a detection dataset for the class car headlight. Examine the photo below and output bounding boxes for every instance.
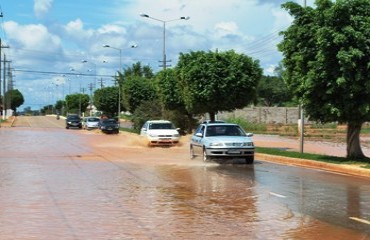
[242,142,254,147]
[149,133,158,137]
[174,134,180,137]
[209,142,224,147]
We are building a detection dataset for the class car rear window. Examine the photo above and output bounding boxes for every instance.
[149,123,174,129]
[102,119,117,124]
[88,118,100,122]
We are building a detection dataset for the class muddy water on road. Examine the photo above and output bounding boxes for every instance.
[0,127,369,239]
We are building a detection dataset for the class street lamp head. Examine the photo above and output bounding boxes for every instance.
[81,60,88,63]
[140,13,149,18]
[103,44,110,48]
[181,16,190,20]
[131,44,138,48]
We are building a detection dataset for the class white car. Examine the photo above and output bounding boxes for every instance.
[140,120,181,146]
[82,117,100,130]
[190,121,255,164]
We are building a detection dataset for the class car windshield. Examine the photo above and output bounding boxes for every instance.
[205,125,246,137]
[149,123,175,130]
[67,115,80,120]
[87,118,99,122]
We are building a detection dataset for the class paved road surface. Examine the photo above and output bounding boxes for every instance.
[0,116,369,239]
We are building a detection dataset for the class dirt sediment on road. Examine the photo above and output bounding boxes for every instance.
[80,130,370,178]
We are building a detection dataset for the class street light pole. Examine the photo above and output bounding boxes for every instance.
[82,60,98,116]
[140,14,189,70]
[103,44,137,118]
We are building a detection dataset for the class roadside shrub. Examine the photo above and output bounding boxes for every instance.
[131,99,162,132]
[311,122,337,129]
[224,117,267,132]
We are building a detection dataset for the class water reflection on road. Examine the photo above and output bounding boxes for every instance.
[0,125,369,239]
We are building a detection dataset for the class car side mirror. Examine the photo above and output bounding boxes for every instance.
[246,133,253,137]
[142,128,147,131]
[195,132,203,137]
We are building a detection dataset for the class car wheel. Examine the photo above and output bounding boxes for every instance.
[202,148,209,162]
[66,126,69,129]
[245,156,254,164]
[190,145,195,159]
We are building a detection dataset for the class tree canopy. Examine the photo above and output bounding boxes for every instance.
[121,63,156,113]
[93,86,120,117]
[257,75,293,106]
[65,93,90,115]
[4,89,24,112]
[278,0,370,159]
[177,50,262,121]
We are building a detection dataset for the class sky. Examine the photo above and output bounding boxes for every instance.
[0,0,309,111]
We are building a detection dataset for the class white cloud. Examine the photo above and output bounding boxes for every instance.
[214,22,240,38]
[63,19,94,44]
[5,21,61,52]
[6,0,299,110]
[34,0,53,19]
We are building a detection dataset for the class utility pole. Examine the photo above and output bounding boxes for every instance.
[300,0,307,153]
[97,77,104,88]
[0,39,10,119]
[2,55,11,119]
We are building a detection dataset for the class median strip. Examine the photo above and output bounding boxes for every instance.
[349,217,370,225]
[269,192,287,198]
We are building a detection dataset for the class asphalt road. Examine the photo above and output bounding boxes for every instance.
[0,116,369,239]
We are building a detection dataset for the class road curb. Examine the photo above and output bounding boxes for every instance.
[256,153,370,178]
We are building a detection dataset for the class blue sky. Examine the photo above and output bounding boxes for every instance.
[0,0,308,110]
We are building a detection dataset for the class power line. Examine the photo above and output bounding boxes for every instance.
[13,69,114,78]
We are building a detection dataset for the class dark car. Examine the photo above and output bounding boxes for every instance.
[99,119,120,134]
[66,114,82,129]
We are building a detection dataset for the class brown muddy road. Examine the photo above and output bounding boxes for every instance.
[0,116,369,239]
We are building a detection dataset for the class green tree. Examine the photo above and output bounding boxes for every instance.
[155,68,196,133]
[93,86,120,117]
[257,75,293,106]
[122,76,157,113]
[278,0,370,159]
[122,62,154,79]
[131,99,163,131]
[41,105,54,115]
[121,63,156,113]
[55,100,65,113]
[4,89,24,113]
[177,50,262,121]
[65,93,90,115]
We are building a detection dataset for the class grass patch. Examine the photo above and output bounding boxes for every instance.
[311,122,337,129]
[119,127,139,134]
[256,147,370,168]
[225,117,267,133]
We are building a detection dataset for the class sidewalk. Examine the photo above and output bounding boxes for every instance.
[254,134,370,178]
[0,116,15,127]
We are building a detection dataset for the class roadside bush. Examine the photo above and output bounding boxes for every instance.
[131,99,162,132]
[224,117,267,132]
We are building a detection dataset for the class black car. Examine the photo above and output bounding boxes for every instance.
[99,119,120,134]
[66,114,82,129]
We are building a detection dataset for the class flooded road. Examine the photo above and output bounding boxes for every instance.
[1,116,370,239]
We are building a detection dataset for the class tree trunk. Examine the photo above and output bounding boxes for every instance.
[186,113,194,134]
[209,112,216,122]
[346,122,366,159]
